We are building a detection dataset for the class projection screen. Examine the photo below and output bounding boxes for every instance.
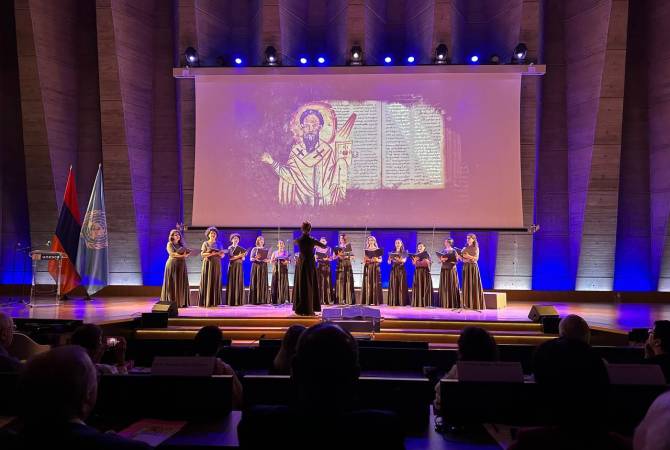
[192,68,523,229]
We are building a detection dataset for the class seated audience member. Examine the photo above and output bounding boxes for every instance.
[271,324,306,375]
[11,346,150,449]
[238,322,404,449]
[70,323,128,374]
[508,338,631,450]
[0,312,21,372]
[634,390,670,450]
[193,325,243,408]
[433,326,499,414]
[644,320,670,382]
[559,314,591,344]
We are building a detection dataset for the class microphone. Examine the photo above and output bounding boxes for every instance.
[46,240,51,247]
[249,333,266,346]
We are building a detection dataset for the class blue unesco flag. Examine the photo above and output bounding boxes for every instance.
[76,165,109,295]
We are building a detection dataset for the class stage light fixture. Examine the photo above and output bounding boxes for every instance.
[350,46,363,65]
[406,55,415,64]
[184,47,199,67]
[264,46,278,66]
[317,56,326,64]
[512,43,528,64]
[470,55,479,63]
[384,56,392,64]
[434,44,448,64]
[299,57,308,65]
[489,54,501,65]
[234,57,243,65]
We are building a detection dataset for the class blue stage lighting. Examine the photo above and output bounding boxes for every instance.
[317,56,326,64]
[470,55,479,63]
[384,56,392,64]
[407,56,415,63]
[299,57,308,65]
[234,57,243,65]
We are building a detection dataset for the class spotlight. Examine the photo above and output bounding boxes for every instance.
[406,55,415,64]
[317,56,326,64]
[489,54,501,65]
[184,47,199,67]
[384,56,392,64]
[299,57,308,65]
[264,46,278,66]
[350,45,363,65]
[512,43,528,64]
[470,55,479,63]
[434,44,448,64]
[234,57,243,65]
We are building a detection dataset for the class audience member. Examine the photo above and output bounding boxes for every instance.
[70,323,128,374]
[0,312,21,372]
[9,345,150,449]
[644,320,670,382]
[508,338,631,450]
[433,326,499,414]
[193,325,243,408]
[634,390,670,450]
[271,324,306,375]
[559,314,591,344]
[238,322,404,449]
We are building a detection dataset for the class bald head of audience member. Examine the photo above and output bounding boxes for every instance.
[291,322,360,411]
[19,345,98,426]
[0,312,14,350]
[559,314,591,344]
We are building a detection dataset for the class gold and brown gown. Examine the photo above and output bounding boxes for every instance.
[198,241,222,307]
[335,252,355,305]
[387,253,409,306]
[316,248,334,305]
[226,245,245,306]
[160,242,190,308]
[411,258,433,307]
[361,256,383,305]
[438,249,460,308]
[249,247,269,304]
[461,245,485,310]
[271,250,290,304]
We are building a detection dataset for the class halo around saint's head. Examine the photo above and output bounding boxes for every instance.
[290,101,337,144]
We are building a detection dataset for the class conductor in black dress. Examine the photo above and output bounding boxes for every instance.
[293,222,327,316]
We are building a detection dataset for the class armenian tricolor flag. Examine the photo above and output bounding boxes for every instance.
[48,167,81,294]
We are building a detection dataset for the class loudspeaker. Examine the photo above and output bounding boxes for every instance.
[528,305,558,322]
[151,301,178,318]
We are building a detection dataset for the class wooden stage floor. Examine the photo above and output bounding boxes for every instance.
[1,296,668,331]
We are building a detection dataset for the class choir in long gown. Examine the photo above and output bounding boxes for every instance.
[271,249,290,304]
[199,241,222,307]
[438,249,461,308]
[387,252,409,306]
[249,246,269,304]
[160,241,190,308]
[293,233,327,315]
[461,245,485,310]
[335,249,355,305]
[315,247,334,305]
[411,257,433,307]
[361,257,383,306]
[226,244,245,306]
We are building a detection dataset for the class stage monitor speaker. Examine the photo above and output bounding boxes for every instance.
[528,305,558,322]
[151,301,178,318]
[322,306,381,333]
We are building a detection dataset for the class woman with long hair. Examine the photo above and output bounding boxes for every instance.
[461,233,485,310]
[411,242,433,307]
[387,238,409,306]
[361,235,383,305]
[334,233,355,305]
[160,229,191,308]
[438,238,461,309]
[249,236,270,304]
[226,233,246,306]
[199,227,224,307]
[270,240,290,304]
[293,222,327,316]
